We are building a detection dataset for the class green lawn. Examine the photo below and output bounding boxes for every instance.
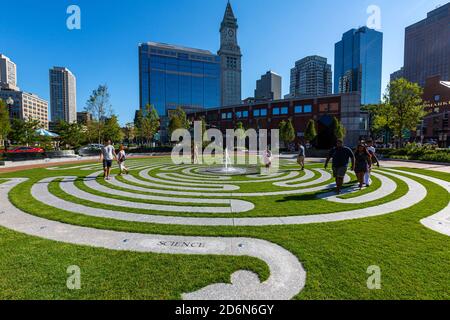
[0,158,449,299]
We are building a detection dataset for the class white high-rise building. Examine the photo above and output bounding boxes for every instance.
[218,1,242,107]
[0,54,18,90]
[49,67,77,123]
[0,90,49,129]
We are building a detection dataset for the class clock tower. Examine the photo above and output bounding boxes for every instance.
[218,1,242,107]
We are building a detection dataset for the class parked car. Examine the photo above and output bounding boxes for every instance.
[0,146,45,154]
[77,144,104,157]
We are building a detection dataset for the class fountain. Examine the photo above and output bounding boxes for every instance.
[199,148,258,176]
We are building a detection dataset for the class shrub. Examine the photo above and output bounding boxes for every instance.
[418,153,450,163]
[378,145,450,163]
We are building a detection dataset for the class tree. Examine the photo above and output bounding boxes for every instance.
[85,120,100,144]
[123,123,136,146]
[134,109,144,145]
[168,107,189,136]
[168,116,183,137]
[235,121,245,140]
[376,78,427,146]
[85,85,113,144]
[331,117,346,141]
[199,116,207,135]
[368,103,395,144]
[0,99,11,149]
[141,104,160,145]
[103,115,123,143]
[56,120,85,149]
[304,119,317,144]
[235,121,244,131]
[280,118,296,148]
[8,118,40,146]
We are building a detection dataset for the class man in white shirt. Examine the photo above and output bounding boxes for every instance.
[100,140,117,180]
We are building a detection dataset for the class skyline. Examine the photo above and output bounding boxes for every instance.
[1,0,446,125]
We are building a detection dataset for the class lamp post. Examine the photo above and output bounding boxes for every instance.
[6,97,14,115]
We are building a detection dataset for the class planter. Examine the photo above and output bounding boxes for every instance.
[4,153,45,162]
[46,150,77,159]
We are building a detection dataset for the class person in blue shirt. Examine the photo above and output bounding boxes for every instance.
[324,139,355,194]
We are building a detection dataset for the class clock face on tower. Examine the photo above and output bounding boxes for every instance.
[227,29,234,38]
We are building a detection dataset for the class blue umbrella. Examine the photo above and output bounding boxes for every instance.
[35,128,59,138]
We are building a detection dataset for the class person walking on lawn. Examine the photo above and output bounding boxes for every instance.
[100,140,117,180]
[324,139,355,194]
[117,144,129,176]
[364,139,380,186]
[297,142,306,171]
[354,144,372,190]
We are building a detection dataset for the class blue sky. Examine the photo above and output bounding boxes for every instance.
[1,0,445,125]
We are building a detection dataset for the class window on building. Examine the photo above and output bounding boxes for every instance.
[273,107,280,115]
[242,111,249,118]
[236,111,242,118]
[281,107,289,115]
[319,104,329,112]
[222,113,227,120]
[295,106,303,113]
[253,109,260,117]
[227,112,233,119]
[329,103,339,112]
[260,109,267,116]
[434,95,441,102]
[304,105,312,113]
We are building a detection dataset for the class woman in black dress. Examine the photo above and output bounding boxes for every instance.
[354,144,372,190]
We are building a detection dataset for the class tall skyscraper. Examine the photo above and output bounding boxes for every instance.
[403,3,450,87]
[334,27,383,105]
[218,1,242,106]
[138,42,221,117]
[0,54,18,90]
[390,67,405,82]
[290,56,332,97]
[49,67,77,123]
[255,71,282,101]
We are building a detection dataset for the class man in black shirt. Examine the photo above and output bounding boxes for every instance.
[324,139,355,194]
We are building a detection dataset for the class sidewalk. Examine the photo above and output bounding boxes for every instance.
[380,160,450,174]
[283,154,449,174]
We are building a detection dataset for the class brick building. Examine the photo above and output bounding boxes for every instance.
[419,76,450,147]
[187,92,366,149]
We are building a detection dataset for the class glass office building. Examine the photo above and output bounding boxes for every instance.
[139,42,221,117]
[334,27,383,105]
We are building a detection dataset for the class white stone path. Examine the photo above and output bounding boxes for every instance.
[30,170,425,226]
[384,169,450,237]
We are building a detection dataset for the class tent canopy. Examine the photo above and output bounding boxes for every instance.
[36,128,59,138]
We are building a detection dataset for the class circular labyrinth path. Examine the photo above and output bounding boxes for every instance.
[0,159,449,300]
